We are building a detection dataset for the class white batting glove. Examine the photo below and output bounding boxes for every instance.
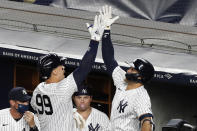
[100,5,119,30]
[73,111,85,129]
[86,15,105,41]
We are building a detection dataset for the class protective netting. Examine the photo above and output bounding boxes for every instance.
[0,0,197,55]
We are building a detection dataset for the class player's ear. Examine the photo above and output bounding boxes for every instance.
[137,70,142,80]
[72,96,77,106]
[90,96,93,101]
[51,68,58,76]
[72,95,75,101]
[9,100,16,107]
[137,76,142,80]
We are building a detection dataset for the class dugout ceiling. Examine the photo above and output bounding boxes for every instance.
[52,0,197,26]
[0,0,197,87]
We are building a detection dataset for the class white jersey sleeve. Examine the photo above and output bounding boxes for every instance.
[112,66,127,90]
[30,97,37,114]
[54,72,78,100]
[133,88,153,119]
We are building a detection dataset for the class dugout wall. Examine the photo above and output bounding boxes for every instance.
[0,57,14,109]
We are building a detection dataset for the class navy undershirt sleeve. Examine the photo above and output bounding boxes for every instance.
[102,30,118,75]
[73,40,99,88]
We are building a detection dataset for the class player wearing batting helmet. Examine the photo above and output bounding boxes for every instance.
[125,58,154,84]
[38,53,66,80]
[30,14,106,131]
[100,5,155,131]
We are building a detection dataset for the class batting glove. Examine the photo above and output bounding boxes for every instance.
[86,15,105,41]
[100,5,119,30]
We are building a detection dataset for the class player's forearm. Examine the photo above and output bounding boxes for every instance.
[141,123,152,131]
[102,30,118,75]
[140,117,154,131]
[73,40,99,87]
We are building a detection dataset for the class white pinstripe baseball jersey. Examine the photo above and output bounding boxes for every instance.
[73,107,110,131]
[110,66,153,131]
[31,73,78,131]
[0,108,40,131]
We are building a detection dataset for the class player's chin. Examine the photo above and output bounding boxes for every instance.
[79,107,88,111]
[61,74,65,79]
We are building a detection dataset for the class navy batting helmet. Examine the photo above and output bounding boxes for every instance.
[125,58,155,84]
[39,53,66,80]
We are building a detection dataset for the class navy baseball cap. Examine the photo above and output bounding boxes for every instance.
[73,85,92,96]
[8,87,31,102]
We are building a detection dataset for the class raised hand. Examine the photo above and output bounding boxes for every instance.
[86,15,105,41]
[24,111,35,128]
[100,5,119,30]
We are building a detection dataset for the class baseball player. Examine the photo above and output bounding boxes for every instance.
[100,6,155,131]
[30,15,105,131]
[73,85,110,131]
[0,87,40,131]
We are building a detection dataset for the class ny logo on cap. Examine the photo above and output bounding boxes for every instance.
[22,90,27,95]
[82,89,87,94]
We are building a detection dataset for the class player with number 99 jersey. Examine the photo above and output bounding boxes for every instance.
[31,14,105,131]
[31,40,100,131]
[31,72,78,131]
